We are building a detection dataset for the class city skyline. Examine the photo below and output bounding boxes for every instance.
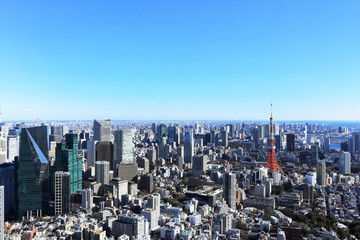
[1,1,359,121]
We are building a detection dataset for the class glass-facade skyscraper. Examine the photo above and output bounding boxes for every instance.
[55,134,82,194]
[93,119,111,142]
[54,134,82,194]
[18,127,49,219]
[114,129,134,169]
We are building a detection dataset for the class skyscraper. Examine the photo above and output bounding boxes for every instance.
[311,145,319,166]
[316,162,326,186]
[114,129,134,170]
[286,133,295,152]
[351,132,360,155]
[157,123,167,140]
[0,185,4,240]
[54,171,71,215]
[221,130,228,147]
[223,172,237,209]
[323,137,331,153]
[93,119,111,142]
[184,130,194,164]
[50,126,63,143]
[95,141,114,170]
[54,134,82,194]
[95,161,110,185]
[81,189,93,211]
[18,127,50,219]
[252,127,260,149]
[339,151,351,175]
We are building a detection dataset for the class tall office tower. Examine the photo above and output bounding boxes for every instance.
[151,123,156,134]
[18,127,50,219]
[339,151,351,175]
[114,129,134,172]
[139,173,153,193]
[176,156,184,170]
[148,193,161,216]
[184,130,194,164]
[265,106,284,174]
[273,124,280,136]
[311,145,319,166]
[0,185,4,240]
[286,133,295,152]
[210,129,216,145]
[167,126,175,142]
[158,137,166,159]
[86,139,96,168]
[351,132,360,155]
[50,126,63,143]
[54,171,71,215]
[93,119,111,142]
[55,134,82,194]
[157,123,167,140]
[192,155,209,177]
[323,137,331,153]
[112,214,146,239]
[145,148,156,167]
[274,135,281,151]
[0,129,7,164]
[26,126,49,159]
[316,162,326,186]
[177,145,184,158]
[253,127,260,149]
[229,124,236,138]
[204,132,212,146]
[174,125,180,145]
[259,125,266,139]
[304,125,308,141]
[223,172,237,209]
[221,130,228,147]
[95,161,110,185]
[81,189,93,211]
[95,141,114,170]
[7,135,19,162]
[0,163,15,217]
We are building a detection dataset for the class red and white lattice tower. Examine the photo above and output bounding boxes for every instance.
[264,104,284,174]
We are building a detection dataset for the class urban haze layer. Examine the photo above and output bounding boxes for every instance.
[1,112,360,240]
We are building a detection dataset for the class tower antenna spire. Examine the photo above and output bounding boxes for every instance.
[265,102,284,174]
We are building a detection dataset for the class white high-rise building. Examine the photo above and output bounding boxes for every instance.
[114,129,134,170]
[0,185,4,240]
[142,208,159,230]
[0,130,6,164]
[148,193,161,216]
[7,135,18,162]
[339,151,351,175]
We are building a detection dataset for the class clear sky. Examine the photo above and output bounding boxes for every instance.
[0,1,359,121]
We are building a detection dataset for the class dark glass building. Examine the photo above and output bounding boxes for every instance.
[286,133,295,152]
[18,127,49,219]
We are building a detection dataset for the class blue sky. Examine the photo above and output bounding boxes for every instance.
[0,1,359,121]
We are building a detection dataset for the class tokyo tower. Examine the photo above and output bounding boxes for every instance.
[264,104,284,174]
